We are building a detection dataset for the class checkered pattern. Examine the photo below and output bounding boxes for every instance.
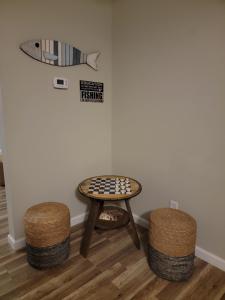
[88,177,132,195]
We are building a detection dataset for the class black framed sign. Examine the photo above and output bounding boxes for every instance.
[80,80,104,103]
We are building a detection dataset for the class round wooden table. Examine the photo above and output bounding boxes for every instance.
[78,175,142,257]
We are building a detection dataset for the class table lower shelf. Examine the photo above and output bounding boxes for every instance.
[80,198,140,257]
[95,206,130,230]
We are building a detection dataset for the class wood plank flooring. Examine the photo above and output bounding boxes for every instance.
[0,186,225,299]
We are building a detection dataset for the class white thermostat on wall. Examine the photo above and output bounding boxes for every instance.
[53,77,69,89]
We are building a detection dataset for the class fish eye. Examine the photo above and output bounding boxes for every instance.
[35,42,40,48]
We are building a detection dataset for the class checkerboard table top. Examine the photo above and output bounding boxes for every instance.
[78,175,142,200]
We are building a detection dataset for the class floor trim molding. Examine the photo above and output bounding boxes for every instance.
[7,234,25,250]
[195,246,225,272]
[8,212,88,251]
[133,213,148,228]
[70,212,87,227]
[133,213,225,272]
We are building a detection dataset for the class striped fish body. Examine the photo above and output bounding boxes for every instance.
[20,39,100,70]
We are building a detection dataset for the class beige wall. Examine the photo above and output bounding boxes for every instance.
[0,0,112,239]
[112,0,225,259]
[1,0,225,261]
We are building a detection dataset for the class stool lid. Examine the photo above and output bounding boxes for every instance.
[24,202,69,224]
[149,208,197,256]
[150,208,196,232]
[24,202,70,248]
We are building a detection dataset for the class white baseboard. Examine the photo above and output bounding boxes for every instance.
[7,234,26,250]
[8,212,88,251]
[133,213,148,228]
[70,212,87,227]
[195,246,225,272]
[133,213,225,272]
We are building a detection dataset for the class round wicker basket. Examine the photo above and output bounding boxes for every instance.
[96,206,129,230]
[24,202,70,269]
[148,208,197,281]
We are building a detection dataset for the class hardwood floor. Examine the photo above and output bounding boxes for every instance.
[0,187,225,299]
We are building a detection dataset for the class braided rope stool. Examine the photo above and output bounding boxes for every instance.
[24,202,70,269]
[149,208,197,281]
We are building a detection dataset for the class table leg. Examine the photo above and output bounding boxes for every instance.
[97,201,104,218]
[125,199,141,249]
[95,201,104,230]
[80,200,100,257]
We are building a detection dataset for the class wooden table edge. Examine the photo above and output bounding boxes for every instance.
[78,175,142,201]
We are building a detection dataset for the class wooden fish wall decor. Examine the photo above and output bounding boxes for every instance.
[20,39,100,70]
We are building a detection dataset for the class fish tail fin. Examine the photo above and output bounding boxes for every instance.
[87,52,100,70]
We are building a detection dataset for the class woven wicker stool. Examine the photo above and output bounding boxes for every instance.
[149,208,196,281]
[24,202,70,269]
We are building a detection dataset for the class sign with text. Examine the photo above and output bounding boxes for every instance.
[80,80,104,103]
